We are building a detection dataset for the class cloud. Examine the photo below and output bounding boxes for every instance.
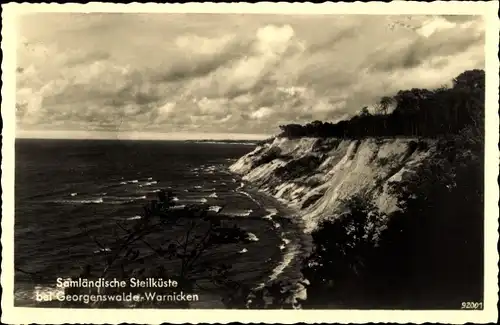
[365,18,484,73]
[16,14,485,136]
[250,107,274,120]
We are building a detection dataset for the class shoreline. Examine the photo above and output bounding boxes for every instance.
[238,184,314,291]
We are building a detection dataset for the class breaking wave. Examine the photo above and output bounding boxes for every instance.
[262,208,278,220]
[93,247,112,254]
[126,215,142,221]
[208,206,223,213]
[52,194,147,205]
[55,197,104,205]
[120,179,139,185]
[231,209,254,217]
[139,181,158,187]
[245,232,259,242]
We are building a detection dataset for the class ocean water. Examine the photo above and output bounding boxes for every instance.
[14,139,297,307]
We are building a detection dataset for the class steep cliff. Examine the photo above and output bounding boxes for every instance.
[230,136,436,233]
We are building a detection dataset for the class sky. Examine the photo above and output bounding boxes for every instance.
[16,13,485,139]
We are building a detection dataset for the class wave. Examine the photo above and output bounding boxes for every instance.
[262,208,278,220]
[176,197,207,204]
[120,179,139,185]
[93,247,112,254]
[70,192,78,197]
[126,215,142,221]
[15,283,67,304]
[191,187,217,192]
[52,194,148,205]
[269,244,298,281]
[236,190,261,206]
[106,195,147,201]
[208,206,223,213]
[245,232,259,242]
[229,209,253,217]
[238,248,248,254]
[139,181,158,187]
[208,192,218,198]
[54,197,104,205]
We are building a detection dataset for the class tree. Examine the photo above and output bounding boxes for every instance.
[300,194,388,308]
[376,96,394,115]
[360,106,370,117]
[452,69,485,91]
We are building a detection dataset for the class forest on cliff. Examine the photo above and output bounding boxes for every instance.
[278,69,485,140]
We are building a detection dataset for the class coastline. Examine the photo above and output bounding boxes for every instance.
[238,184,314,292]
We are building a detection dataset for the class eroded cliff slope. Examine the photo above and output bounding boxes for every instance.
[230,136,436,233]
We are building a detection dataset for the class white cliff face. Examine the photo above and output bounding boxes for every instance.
[230,137,436,233]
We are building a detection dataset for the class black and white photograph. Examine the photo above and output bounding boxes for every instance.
[1,2,498,324]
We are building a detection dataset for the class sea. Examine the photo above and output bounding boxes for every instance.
[14,139,303,308]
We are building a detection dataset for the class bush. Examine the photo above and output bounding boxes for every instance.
[301,195,388,307]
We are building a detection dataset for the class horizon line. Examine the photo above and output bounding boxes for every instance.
[15,130,273,141]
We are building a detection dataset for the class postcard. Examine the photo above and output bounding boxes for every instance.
[1,2,498,324]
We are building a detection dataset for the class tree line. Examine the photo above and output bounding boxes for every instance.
[278,69,485,139]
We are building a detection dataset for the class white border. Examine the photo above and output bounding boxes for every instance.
[2,2,499,324]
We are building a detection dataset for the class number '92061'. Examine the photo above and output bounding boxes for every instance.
[461,302,483,309]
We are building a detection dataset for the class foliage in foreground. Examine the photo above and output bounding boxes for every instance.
[18,190,301,309]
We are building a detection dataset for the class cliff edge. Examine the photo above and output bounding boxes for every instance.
[230,136,435,233]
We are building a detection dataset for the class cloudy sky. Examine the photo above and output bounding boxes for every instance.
[16,13,484,139]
